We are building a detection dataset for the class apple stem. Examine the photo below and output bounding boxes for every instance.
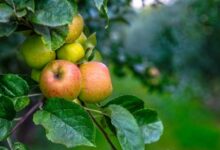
[8,98,43,136]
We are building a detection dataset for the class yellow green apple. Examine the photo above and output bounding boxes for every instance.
[20,35,55,69]
[66,14,84,43]
[57,43,85,63]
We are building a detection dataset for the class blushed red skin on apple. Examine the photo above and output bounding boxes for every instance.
[79,61,113,103]
[40,60,82,100]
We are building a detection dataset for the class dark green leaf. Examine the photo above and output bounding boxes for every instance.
[19,75,38,90]
[15,9,27,18]
[0,22,17,37]
[104,95,144,113]
[106,105,144,150]
[0,3,13,23]
[0,74,29,98]
[93,0,109,28]
[34,24,68,50]
[133,109,164,144]
[13,141,28,150]
[0,146,8,150]
[0,95,16,120]
[0,118,12,141]
[33,98,95,148]
[13,96,30,112]
[28,0,77,27]
[14,0,35,12]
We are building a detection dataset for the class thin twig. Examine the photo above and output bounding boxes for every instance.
[87,110,117,150]
[9,98,43,136]
[7,137,13,150]
[80,101,117,150]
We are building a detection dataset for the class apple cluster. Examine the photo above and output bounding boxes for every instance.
[20,14,113,103]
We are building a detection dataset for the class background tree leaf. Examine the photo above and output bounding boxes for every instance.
[104,95,144,113]
[106,104,144,150]
[33,98,95,148]
[93,0,109,28]
[28,0,77,27]
[0,3,14,23]
[133,109,164,144]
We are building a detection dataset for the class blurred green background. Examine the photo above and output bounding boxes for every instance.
[1,0,220,149]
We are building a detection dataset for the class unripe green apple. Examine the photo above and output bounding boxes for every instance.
[66,14,84,43]
[79,61,113,103]
[20,35,55,69]
[31,69,41,82]
[40,60,82,100]
[57,43,85,63]
[75,32,87,45]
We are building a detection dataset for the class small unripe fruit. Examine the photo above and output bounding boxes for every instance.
[79,61,113,103]
[20,35,55,69]
[40,60,82,100]
[31,69,41,82]
[66,14,84,43]
[57,43,85,63]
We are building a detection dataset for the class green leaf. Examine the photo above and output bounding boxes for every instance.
[14,0,35,12]
[13,141,28,150]
[13,96,30,112]
[15,9,27,18]
[93,0,109,28]
[133,109,164,144]
[34,25,68,50]
[33,98,95,148]
[84,33,97,51]
[0,74,29,98]
[0,95,16,120]
[106,105,144,150]
[0,118,12,141]
[28,0,77,27]
[0,146,8,150]
[104,95,144,113]
[0,74,30,112]
[0,3,13,23]
[0,22,17,37]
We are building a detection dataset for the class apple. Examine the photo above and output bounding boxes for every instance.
[20,35,56,69]
[79,61,113,103]
[57,43,85,63]
[66,14,84,43]
[40,60,82,100]
[31,69,41,82]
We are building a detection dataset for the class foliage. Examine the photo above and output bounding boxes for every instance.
[0,0,163,149]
